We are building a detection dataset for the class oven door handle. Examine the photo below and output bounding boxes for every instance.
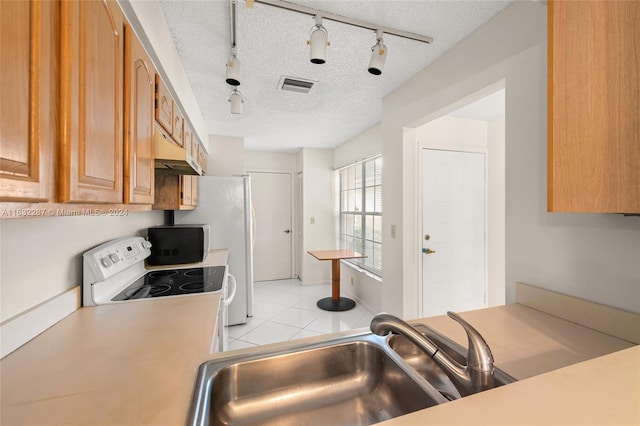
[224,273,237,307]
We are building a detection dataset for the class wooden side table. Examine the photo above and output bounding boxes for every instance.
[307,250,367,311]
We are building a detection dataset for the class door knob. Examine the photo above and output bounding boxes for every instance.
[284,229,291,233]
[422,248,436,254]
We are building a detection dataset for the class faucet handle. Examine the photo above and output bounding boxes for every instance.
[446,311,494,372]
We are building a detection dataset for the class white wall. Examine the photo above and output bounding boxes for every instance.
[0,212,163,322]
[333,124,382,169]
[299,148,334,285]
[245,151,297,172]
[487,116,506,307]
[339,267,382,313]
[382,1,640,318]
[415,116,488,149]
[207,135,245,176]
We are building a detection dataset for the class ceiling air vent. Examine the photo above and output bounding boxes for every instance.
[278,76,317,94]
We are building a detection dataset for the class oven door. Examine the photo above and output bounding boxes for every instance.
[216,272,237,352]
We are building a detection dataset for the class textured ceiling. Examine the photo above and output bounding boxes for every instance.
[160,0,512,152]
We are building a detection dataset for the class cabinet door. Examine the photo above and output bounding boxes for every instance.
[172,101,184,147]
[184,124,193,158]
[59,0,124,203]
[155,75,172,135]
[0,0,55,202]
[152,174,196,210]
[124,25,154,205]
[198,143,207,175]
[548,0,640,212]
[181,174,192,207]
[191,175,198,206]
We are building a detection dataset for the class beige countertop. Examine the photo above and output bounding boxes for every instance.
[381,344,640,426]
[412,304,634,380]
[0,294,221,426]
[1,282,637,425]
[1,248,229,426]
[379,305,639,425]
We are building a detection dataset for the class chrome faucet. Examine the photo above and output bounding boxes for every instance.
[370,311,495,396]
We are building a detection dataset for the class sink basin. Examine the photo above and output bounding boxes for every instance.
[387,323,517,400]
[187,333,448,426]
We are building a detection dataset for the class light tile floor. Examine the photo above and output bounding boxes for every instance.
[225,278,376,351]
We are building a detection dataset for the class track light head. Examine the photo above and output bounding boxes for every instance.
[225,48,241,86]
[308,15,329,64]
[368,30,387,75]
[228,89,243,114]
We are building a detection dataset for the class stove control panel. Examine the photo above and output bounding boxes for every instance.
[83,237,152,284]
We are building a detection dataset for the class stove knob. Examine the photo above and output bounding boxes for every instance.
[109,254,119,263]
[101,257,113,267]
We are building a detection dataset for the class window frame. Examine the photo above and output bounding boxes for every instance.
[337,155,382,277]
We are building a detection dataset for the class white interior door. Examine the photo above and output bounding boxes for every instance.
[249,171,292,281]
[422,149,486,316]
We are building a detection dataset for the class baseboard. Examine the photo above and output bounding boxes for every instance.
[0,287,81,359]
[343,291,380,315]
[299,279,332,287]
[515,282,640,344]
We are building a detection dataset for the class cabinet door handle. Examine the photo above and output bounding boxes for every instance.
[284,229,291,233]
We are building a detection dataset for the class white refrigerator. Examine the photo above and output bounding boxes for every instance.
[175,175,254,325]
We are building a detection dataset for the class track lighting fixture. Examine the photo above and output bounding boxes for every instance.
[308,15,329,64]
[228,89,243,114]
[368,30,387,75]
[244,0,431,76]
[225,47,241,86]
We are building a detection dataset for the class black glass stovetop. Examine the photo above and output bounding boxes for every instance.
[111,266,225,301]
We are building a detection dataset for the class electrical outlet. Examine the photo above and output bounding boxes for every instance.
[350,277,354,285]
[391,224,397,238]
[310,217,315,224]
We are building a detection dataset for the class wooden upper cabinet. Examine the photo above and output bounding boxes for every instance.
[59,0,124,203]
[548,0,640,213]
[171,101,184,147]
[184,124,195,164]
[0,0,56,202]
[189,175,198,206]
[181,174,193,207]
[183,124,192,155]
[154,74,172,136]
[152,174,197,210]
[124,25,154,205]
[198,143,207,175]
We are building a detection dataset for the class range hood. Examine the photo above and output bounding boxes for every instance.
[154,127,202,175]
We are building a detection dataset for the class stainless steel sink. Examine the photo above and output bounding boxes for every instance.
[387,323,517,400]
[187,332,448,426]
[187,322,518,425]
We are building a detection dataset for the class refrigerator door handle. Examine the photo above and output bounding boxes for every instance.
[225,273,237,307]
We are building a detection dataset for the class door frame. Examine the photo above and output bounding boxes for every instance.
[295,172,303,279]
[246,169,296,280]
[417,142,489,318]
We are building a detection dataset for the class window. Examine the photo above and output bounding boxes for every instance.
[338,155,382,276]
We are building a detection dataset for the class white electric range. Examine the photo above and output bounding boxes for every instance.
[82,236,235,351]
